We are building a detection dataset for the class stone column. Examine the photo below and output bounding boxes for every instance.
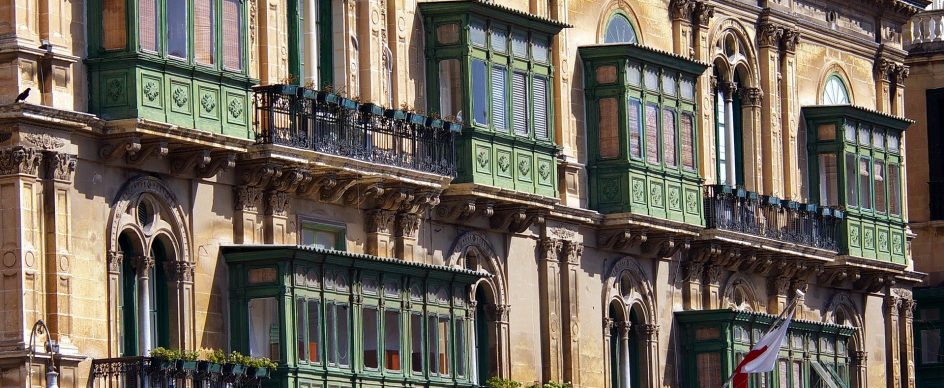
[134,255,155,355]
[365,209,395,257]
[758,23,782,195]
[720,81,738,186]
[900,297,916,388]
[538,237,563,382]
[106,251,124,356]
[602,318,615,388]
[885,294,902,388]
[779,30,801,199]
[852,350,868,388]
[166,261,196,351]
[40,151,76,353]
[0,146,43,350]
[618,321,631,388]
[561,241,582,386]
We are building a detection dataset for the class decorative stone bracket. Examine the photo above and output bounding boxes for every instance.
[490,206,546,234]
[598,228,648,252]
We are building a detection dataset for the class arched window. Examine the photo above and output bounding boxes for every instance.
[712,30,751,187]
[823,74,851,105]
[604,13,638,44]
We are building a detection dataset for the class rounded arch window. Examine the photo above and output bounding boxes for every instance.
[823,74,851,105]
[603,13,637,44]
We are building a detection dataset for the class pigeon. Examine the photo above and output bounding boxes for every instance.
[15,88,30,103]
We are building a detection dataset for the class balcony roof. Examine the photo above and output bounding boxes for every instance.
[801,104,914,130]
[578,43,710,76]
[418,0,571,33]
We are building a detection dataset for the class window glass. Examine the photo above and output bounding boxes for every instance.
[844,121,856,142]
[599,98,619,159]
[716,89,727,184]
[873,128,886,150]
[491,28,508,53]
[363,307,379,369]
[889,164,901,216]
[792,361,802,387]
[308,300,320,363]
[663,108,677,167]
[779,360,789,387]
[534,76,549,139]
[681,77,695,100]
[248,298,280,360]
[646,103,660,164]
[819,154,838,206]
[455,319,465,377]
[436,23,460,44]
[439,59,463,117]
[491,65,508,131]
[195,0,215,65]
[438,317,450,375]
[327,303,350,366]
[888,132,900,153]
[103,0,127,50]
[845,154,858,207]
[604,13,637,43]
[681,112,695,171]
[337,304,350,366]
[629,99,642,159]
[470,21,487,46]
[427,315,438,373]
[223,0,243,70]
[300,223,342,250]
[472,60,489,126]
[411,314,423,373]
[874,160,886,213]
[167,0,188,58]
[627,63,641,86]
[696,352,721,388]
[859,157,872,209]
[858,124,870,146]
[139,0,158,51]
[662,74,676,96]
[511,30,528,58]
[532,36,549,63]
[296,299,306,361]
[823,75,850,105]
[385,310,401,371]
[644,68,659,91]
[922,329,942,364]
[512,71,530,136]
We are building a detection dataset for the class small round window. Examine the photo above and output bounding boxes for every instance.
[137,200,154,228]
[604,14,637,44]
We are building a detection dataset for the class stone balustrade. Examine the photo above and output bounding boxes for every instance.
[906,9,944,49]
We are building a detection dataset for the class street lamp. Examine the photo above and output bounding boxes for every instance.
[27,320,60,388]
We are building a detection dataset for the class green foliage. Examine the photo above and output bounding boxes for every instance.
[227,351,251,365]
[542,382,572,388]
[149,347,181,361]
[205,348,227,364]
[485,377,522,388]
[149,347,274,369]
[246,357,277,369]
[180,350,200,361]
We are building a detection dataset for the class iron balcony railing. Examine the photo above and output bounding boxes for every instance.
[90,356,271,388]
[254,85,459,176]
[704,185,841,251]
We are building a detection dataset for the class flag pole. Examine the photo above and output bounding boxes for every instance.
[721,289,804,388]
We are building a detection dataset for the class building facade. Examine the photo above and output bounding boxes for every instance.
[0,0,927,387]
[904,1,944,386]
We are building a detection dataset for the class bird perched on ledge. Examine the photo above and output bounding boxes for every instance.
[15,88,30,103]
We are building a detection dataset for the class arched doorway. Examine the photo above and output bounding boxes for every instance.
[603,257,658,388]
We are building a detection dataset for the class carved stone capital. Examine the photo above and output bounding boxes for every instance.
[876,59,897,82]
[165,261,195,282]
[759,23,784,48]
[265,190,290,216]
[884,295,901,317]
[487,304,511,322]
[693,1,714,27]
[133,255,155,277]
[894,64,909,85]
[685,261,704,282]
[851,350,868,364]
[718,81,738,100]
[395,212,421,238]
[781,29,800,53]
[603,318,615,331]
[234,186,264,212]
[366,209,396,234]
[769,276,791,297]
[900,298,915,319]
[43,151,76,182]
[669,0,696,21]
[636,323,659,338]
[617,321,632,336]
[107,251,124,274]
[539,237,562,262]
[563,241,583,265]
[0,146,43,177]
[739,87,763,106]
[706,265,724,285]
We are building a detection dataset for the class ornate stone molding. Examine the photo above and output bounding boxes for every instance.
[43,151,76,182]
[107,251,124,274]
[0,146,43,177]
[23,133,65,150]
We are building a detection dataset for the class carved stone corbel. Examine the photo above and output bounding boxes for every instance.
[99,136,142,161]
[854,273,894,293]
[170,149,211,175]
[270,168,309,192]
[342,180,385,207]
[400,190,441,215]
[490,206,545,233]
[436,199,477,221]
[647,237,690,259]
[196,153,237,178]
[598,229,647,251]
[125,140,168,166]
[240,162,283,188]
[318,176,359,203]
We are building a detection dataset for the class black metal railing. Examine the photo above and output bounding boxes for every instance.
[704,185,841,251]
[254,85,459,176]
[90,356,271,388]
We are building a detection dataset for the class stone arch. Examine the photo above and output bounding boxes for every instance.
[596,0,644,45]
[817,63,855,105]
[707,18,760,88]
[108,175,192,264]
[603,256,655,323]
[824,292,867,388]
[447,231,507,306]
[721,273,762,311]
[602,256,659,388]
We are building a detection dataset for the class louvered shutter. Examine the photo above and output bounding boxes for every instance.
[534,76,548,139]
[491,66,507,132]
[512,71,529,136]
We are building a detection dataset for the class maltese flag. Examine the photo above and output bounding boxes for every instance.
[726,306,797,388]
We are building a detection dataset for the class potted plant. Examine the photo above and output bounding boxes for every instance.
[316,85,339,104]
[177,349,199,372]
[246,356,277,379]
[222,351,248,377]
[149,347,180,372]
[408,111,427,125]
[339,96,359,110]
[200,348,225,374]
[384,108,407,120]
[360,102,384,116]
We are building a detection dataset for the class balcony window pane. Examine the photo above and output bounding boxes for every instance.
[411,314,423,373]
[296,299,306,361]
[385,310,401,371]
[681,112,695,171]
[195,0,215,65]
[873,128,886,150]
[533,36,549,63]
[436,23,459,44]
[103,0,127,50]
[534,76,549,139]
[363,307,379,369]
[644,68,658,91]
[921,329,942,364]
[696,352,721,388]
[845,154,858,207]
[327,303,337,363]
[470,21,486,46]
[599,98,619,159]
[456,319,466,376]
[438,317,450,375]
[662,74,676,96]
[308,300,320,363]
[472,60,488,126]
[439,59,462,117]
[511,30,528,58]
[139,0,158,51]
[627,63,641,86]
[858,124,870,146]
[889,132,900,153]
[681,77,695,100]
[889,164,901,216]
[818,154,838,206]
[646,103,660,164]
[222,0,243,70]
[663,108,677,167]
[248,297,280,360]
[337,304,350,366]
[844,121,856,142]
[818,124,836,141]
[629,99,642,159]
[427,315,438,373]
[779,360,789,387]
[874,160,886,213]
[167,0,188,58]
[512,71,529,136]
[491,65,508,131]
[859,157,872,209]
[491,28,507,53]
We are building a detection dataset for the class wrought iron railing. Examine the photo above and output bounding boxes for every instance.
[704,185,841,251]
[90,356,270,387]
[253,85,459,176]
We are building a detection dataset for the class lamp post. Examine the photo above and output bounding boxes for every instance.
[27,319,60,388]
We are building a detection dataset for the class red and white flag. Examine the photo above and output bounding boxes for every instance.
[725,300,799,388]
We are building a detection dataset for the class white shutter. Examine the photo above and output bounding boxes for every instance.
[512,71,529,136]
[491,66,507,131]
[534,76,548,139]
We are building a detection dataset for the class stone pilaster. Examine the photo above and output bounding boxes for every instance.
[703,265,724,309]
[684,261,704,310]
[106,251,124,356]
[561,240,582,385]
[538,237,563,383]
[638,323,661,388]
[900,295,916,388]
[892,64,909,117]
[852,350,868,388]
[759,22,782,195]
[166,260,196,350]
[40,151,77,353]
[233,185,263,244]
[779,29,801,199]
[876,59,896,114]
[263,190,290,244]
[394,212,420,260]
[691,1,715,183]
[365,209,395,257]
[669,0,695,56]
[356,0,385,101]
[885,294,902,388]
